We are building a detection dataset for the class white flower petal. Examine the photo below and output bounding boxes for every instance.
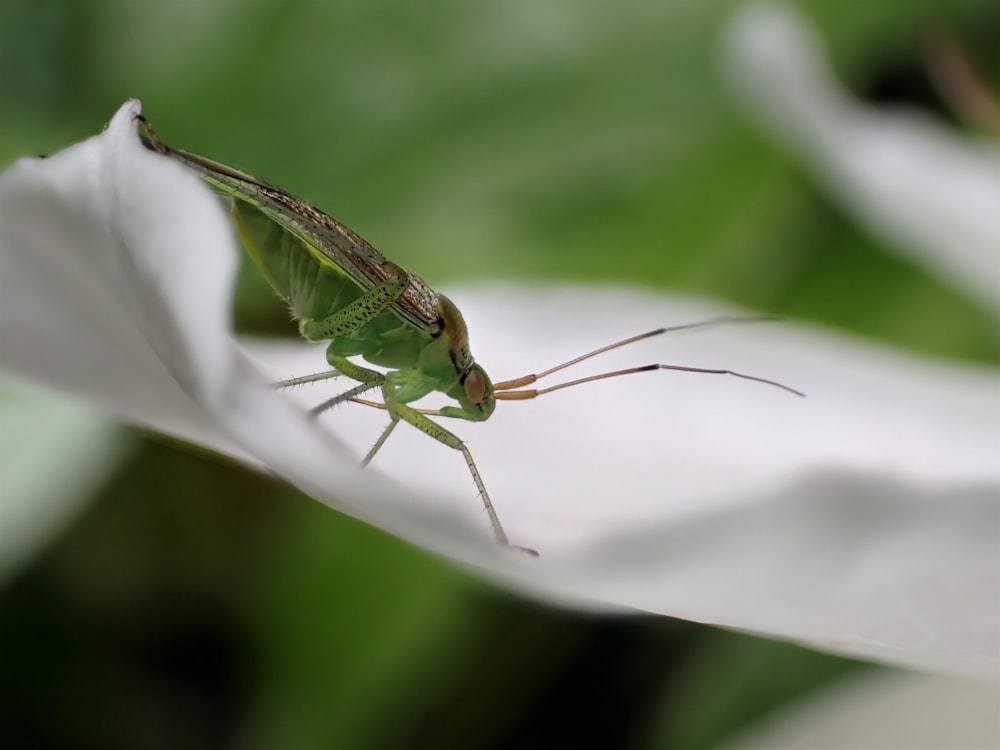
[1,102,997,679]
[247,286,1000,679]
[102,102,239,400]
[0,101,255,462]
[721,1,1000,316]
[726,671,1000,749]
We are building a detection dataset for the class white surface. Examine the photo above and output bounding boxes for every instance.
[726,672,1000,749]
[1,100,997,679]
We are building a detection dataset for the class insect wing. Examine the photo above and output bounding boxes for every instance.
[140,121,440,332]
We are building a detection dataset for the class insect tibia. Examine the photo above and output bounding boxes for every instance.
[272,370,343,389]
[361,415,400,468]
[308,380,382,419]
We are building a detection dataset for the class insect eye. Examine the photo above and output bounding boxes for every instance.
[464,369,487,405]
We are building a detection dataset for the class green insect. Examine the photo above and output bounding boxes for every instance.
[138,114,802,555]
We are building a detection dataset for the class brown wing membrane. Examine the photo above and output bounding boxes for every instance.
[138,116,441,332]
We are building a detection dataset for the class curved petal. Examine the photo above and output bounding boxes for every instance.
[0,101,254,461]
[245,287,1000,679]
[721,1,1000,317]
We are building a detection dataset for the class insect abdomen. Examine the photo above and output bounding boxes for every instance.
[232,199,362,322]
[232,199,433,367]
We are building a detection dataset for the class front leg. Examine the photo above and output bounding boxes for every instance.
[379,382,521,550]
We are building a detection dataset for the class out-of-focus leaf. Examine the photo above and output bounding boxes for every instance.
[0,386,127,586]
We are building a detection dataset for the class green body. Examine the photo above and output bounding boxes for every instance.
[138,115,518,549]
[153,140,494,421]
[232,193,493,416]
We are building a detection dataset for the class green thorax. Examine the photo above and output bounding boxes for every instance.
[233,199,435,366]
[231,199,493,419]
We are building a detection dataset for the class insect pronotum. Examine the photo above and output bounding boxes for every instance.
[137,114,803,555]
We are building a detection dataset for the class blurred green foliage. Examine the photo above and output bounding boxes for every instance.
[0,0,996,748]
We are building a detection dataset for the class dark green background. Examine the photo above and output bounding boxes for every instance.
[1,0,996,747]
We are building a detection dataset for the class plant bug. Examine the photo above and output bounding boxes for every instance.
[138,114,803,555]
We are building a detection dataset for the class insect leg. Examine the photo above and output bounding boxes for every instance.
[361,414,400,467]
[298,274,410,417]
[309,354,385,418]
[300,275,409,341]
[273,370,343,389]
[382,384,536,555]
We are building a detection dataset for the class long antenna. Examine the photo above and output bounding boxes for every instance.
[492,316,803,399]
[494,362,804,400]
[493,316,775,390]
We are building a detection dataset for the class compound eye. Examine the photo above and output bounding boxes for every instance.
[464,369,487,405]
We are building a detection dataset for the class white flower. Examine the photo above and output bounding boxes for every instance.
[0,92,996,681]
[721,0,1000,317]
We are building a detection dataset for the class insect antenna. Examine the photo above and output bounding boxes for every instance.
[492,316,804,401]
